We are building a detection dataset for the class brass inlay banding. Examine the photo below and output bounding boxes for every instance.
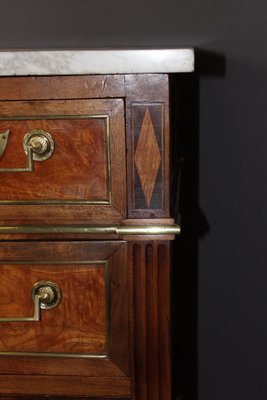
[0,114,112,205]
[0,281,61,322]
[0,145,34,172]
[0,130,54,172]
[0,295,41,323]
[0,352,108,359]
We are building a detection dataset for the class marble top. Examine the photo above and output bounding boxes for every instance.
[0,49,194,76]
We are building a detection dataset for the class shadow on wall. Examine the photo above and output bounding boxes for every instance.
[170,50,226,400]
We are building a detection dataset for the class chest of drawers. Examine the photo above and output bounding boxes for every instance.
[0,49,194,399]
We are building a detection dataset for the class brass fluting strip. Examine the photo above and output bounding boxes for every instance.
[0,224,181,235]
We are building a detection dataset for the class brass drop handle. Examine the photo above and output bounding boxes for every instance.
[0,281,61,322]
[0,129,54,172]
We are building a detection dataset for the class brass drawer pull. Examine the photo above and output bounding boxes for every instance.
[0,129,54,172]
[0,281,61,322]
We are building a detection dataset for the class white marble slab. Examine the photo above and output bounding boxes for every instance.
[0,49,194,76]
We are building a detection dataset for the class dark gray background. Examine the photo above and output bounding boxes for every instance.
[0,1,266,399]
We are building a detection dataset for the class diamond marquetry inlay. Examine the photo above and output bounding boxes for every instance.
[134,108,161,207]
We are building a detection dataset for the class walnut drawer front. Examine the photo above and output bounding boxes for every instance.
[0,98,126,225]
[0,241,130,398]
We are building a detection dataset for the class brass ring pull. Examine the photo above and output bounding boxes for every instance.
[0,281,61,322]
[0,129,54,172]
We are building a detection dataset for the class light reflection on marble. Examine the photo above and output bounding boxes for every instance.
[0,49,194,76]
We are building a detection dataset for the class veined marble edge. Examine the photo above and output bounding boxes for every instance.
[0,49,194,76]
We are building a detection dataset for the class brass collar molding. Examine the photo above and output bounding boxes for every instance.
[0,223,181,236]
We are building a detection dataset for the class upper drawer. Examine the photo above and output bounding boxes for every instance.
[0,98,126,224]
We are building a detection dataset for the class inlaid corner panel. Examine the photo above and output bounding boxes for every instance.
[129,103,169,217]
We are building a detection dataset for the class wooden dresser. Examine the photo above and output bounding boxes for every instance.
[0,49,194,399]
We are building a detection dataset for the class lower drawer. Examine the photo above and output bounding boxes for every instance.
[0,241,130,398]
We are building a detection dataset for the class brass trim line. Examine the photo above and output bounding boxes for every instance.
[0,146,34,172]
[0,352,108,359]
[0,261,110,359]
[0,260,107,265]
[0,281,62,322]
[0,295,41,322]
[0,130,54,172]
[0,199,111,205]
[0,114,112,205]
[0,224,181,235]
[0,114,109,121]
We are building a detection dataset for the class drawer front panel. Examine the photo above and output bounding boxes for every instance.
[0,99,126,224]
[0,117,110,202]
[0,241,130,397]
[0,263,107,355]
